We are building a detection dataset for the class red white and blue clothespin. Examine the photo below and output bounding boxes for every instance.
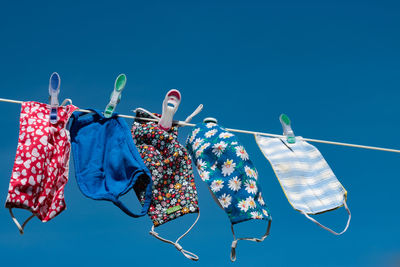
[158,89,182,131]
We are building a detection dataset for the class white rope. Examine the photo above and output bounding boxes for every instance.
[1,97,400,153]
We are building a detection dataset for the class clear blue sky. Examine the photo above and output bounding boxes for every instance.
[0,1,399,266]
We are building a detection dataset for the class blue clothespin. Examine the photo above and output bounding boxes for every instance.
[279,114,296,144]
[104,74,127,118]
[49,72,61,124]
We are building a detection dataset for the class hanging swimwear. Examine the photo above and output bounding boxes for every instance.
[131,109,200,261]
[69,109,153,218]
[186,120,272,262]
[255,134,351,235]
[5,101,78,234]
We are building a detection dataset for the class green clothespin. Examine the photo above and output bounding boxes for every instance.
[279,114,296,144]
[104,74,127,118]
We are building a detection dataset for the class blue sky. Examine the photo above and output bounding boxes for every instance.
[0,0,399,266]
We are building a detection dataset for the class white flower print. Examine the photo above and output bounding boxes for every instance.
[262,209,269,217]
[250,211,263,219]
[212,141,227,157]
[201,142,211,150]
[245,166,253,178]
[206,122,216,128]
[244,180,258,194]
[218,193,232,208]
[195,142,211,157]
[210,180,224,192]
[258,192,265,206]
[238,199,249,212]
[231,141,238,145]
[219,132,234,139]
[195,150,203,158]
[252,169,258,180]
[189,128,200,143]
[199,170,210,181]
[246,196,256,209]
[228,176,242,191]
[205,129,218,138]
[197,159,207,171]
[210,162,217,171]
[193,128,200,135]
[221,159,236,177]
[188,135,195,144]
[235,146,249,161]
[193,138,204,150]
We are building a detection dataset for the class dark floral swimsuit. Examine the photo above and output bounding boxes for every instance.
[131,110,199,227]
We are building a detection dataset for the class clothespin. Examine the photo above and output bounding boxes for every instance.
[203,117,218,123]
[279,113,296,144]
[158,89,181,131]
[49,72,61,124]
[104,74,127,118]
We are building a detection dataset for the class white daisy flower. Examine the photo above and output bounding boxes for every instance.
[244,180,258,194]
[246,196,257,209]
[199,170,210,181]
[252,169,258,180]
[228,176,241,191]
[235,146,249,161]
[210,162,217,171]
[195,142,211,157]
[200,142,211,150]
[262,209,269,217]
[250,211,263,219]
[197,159,207,171]
[193,138,204,150]
[258,192,265,206]
[191,128,200,140]
[218,193,232,208]
[210,180,224,192]
[195,150,203,158]
[219,132,234,139]
[188,129,198,143]
[206,122,216,128]
[205,129,218,138]
[221,159,236,177]
[212,141,227,157]
[245,165,255,178]
[238,199,249,212]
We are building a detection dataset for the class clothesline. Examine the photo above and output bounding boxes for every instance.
[0,97,399,154]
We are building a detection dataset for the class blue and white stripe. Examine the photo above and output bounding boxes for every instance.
[255,135,347,215]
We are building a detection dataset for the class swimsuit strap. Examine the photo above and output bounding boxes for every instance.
[301,201,351,235]
[230,218,272,262]
[8,208,35,235]
[149,211,200,261]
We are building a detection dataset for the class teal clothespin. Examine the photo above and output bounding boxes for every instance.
[49,72,61,124]
[279,114,296,144]
[104,74,127,118]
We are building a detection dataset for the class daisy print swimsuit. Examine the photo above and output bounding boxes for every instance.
[186,121,272,262]
[5,101,78,234]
